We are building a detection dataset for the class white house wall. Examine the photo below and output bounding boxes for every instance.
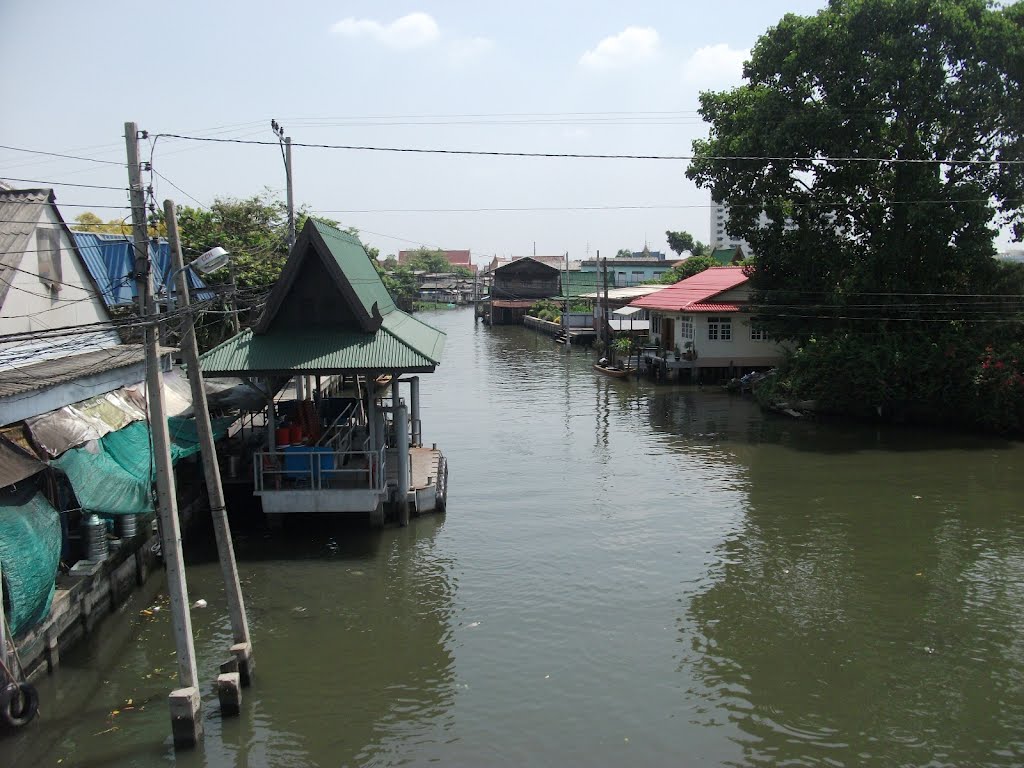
[0,206,121,367]
[654,311,786,366]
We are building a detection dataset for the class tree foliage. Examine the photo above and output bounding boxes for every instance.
[686,0,1024,432]
[687,0,1023,340]
[656,254,720,284]
[665,230,708,257]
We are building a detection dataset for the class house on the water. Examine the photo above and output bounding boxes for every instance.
[200,219,448,525]
[0,187,224,682]
[484,256,561,325]
[630,266,786,382]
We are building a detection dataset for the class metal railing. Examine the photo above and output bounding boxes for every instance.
[254,440,387,492]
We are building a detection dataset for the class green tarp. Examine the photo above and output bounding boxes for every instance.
[0,489,61,636]
[52,417,235,517]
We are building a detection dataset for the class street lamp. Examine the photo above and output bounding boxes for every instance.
[165,246,230,315]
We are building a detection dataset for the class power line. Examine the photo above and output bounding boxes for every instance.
[152,133,1023,166]
[0,177,128,191]
[0,144,126,166]
[151,169,208,209]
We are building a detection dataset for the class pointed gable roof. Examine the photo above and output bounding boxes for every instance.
[630,266,749,312]
[256,219,396,335]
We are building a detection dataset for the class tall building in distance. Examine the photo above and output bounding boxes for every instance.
[709,199,795,257]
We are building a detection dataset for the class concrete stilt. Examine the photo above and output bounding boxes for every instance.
[396,403,410,526]
[168,686,203,748]
[410,377,421,447]
[216,672,242,717]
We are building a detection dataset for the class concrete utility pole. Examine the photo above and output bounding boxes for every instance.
[126,122,202,749]
[271,120,295,249]
[563,251,571,351]
[0,559,8,674]
[165,200,254,699]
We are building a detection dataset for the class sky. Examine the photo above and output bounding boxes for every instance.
[5,0,1010,266]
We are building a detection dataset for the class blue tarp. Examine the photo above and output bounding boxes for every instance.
[71,232,216,308]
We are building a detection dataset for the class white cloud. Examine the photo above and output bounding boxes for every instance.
[448,36,495,64]
[331,12,441,49]
[682,44,749,86]
[579,27,660,71]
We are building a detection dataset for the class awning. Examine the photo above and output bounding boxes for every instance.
[0,437,45,487]
[613,306,644,316]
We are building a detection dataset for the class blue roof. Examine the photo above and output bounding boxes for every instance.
[71,232,215,307]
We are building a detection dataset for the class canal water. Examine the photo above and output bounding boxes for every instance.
[5,307,1024,767]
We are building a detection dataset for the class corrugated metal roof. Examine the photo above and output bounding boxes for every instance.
[313,220,396,319]
[71,232,214,307]
[0,345,147,400]
[200,316,444,376]
[0,189,48,310]
[687,302,743,312]
[630,266,749,311]
[558,270,601,298]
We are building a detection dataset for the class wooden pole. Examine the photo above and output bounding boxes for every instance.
[165,199,254,688]
[602,256,610,359]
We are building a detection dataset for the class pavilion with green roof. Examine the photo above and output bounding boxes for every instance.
[200,219,448,524]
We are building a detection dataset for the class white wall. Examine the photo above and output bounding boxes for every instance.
[0,206,121,367]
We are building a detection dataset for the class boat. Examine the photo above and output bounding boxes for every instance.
[593,363,634,379]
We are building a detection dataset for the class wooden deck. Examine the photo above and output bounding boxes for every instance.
[386,446,443,490]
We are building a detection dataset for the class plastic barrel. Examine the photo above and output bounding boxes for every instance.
[289,425,303,445]
[83,514,108,562]
[275,427,291,447]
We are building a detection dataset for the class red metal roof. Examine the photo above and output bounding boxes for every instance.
[629,266,748,311]
[398,249,474,269]
[687,302,742,312]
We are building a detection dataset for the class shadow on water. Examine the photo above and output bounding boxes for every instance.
[7,513,458,768]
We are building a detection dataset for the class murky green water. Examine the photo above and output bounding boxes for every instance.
[5,307,1024,767]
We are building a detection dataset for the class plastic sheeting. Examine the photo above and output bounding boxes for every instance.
[0,488,61,636]
[51,416,236,516]
[0,436,44,488]
[26,390,147,458]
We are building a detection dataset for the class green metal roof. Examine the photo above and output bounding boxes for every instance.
[200,310,445,376]
[710,247,743,265]
[311,220,396,318]
[556,270,602,299]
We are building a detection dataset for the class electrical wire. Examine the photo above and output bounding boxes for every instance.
[152,133,1024,166]
[0,144,125,166]
[0,177,128,191]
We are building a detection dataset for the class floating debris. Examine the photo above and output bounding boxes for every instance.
[192,599,208,609]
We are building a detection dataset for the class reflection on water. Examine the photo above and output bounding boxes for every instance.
[681,438,1024,767]
[8,309,1024,767]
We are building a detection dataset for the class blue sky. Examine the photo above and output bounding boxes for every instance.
[8,0,982,264]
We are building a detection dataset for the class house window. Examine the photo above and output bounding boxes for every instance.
[36,228,62,292]
[651,314,661,334]
[750,323,768,341]
[653,271,664,280]
[680,315,694,340]
[707,316,731,341]
[631,270,644,285]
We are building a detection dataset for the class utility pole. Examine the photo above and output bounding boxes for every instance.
[602,254,610,358]
[563,251,570,351]
[272,120,295,249]
[165,200,254,696]
[126,122,202,749]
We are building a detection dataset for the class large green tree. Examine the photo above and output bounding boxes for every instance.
[665,230,708,257]
[687,0,1024,341]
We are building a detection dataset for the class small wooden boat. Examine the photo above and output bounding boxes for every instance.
[593,363,634,379]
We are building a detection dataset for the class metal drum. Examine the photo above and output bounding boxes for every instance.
[116,514,138,540]
[83,513,109,562]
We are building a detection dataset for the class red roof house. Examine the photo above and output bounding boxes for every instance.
[398,249,476,273]
[629,266,784,376]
